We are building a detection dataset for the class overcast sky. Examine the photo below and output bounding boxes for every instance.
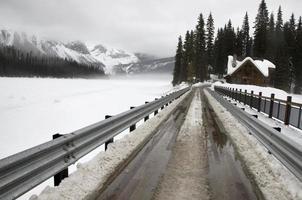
[0,0,301,57]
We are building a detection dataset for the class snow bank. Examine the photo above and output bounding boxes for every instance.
[204,89,302,200]
[166,82,189,94]
[223,96,302,144]
[212,82,302,104]
[30,89,190,200]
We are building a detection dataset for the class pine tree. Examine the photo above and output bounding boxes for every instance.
[294,17,302,93]
[284,14,296,89]
[194,13,206,81]
[214,28,226,76]
[242,12,250,57]
[266,12,276,61]
[172,36,183,85]
[235,27,244,57]
[274,6,290,91]
[253,0,269,58]
[224,20,236,57]
[206,13,215,71]
[182,31,191,82]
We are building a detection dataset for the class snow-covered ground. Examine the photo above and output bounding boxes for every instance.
[0,74,176,199]
[30,83,190,200]
[204,89,302,200]
[213,82,302,104]
[222,95,302,143]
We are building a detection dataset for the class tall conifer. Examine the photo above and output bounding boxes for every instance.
[253,0,269,58]
[172,36,183,85]
[206,13,215,70]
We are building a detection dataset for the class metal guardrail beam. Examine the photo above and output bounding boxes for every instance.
[208,88,302,182]
[0,87,190,200]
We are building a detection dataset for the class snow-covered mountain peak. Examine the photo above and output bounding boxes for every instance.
[66,41,90,55]
[90,44,107,54]
[89,43,139,74]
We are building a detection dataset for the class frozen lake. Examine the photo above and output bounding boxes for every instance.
[0,74,173,158]
[0,74,175,199]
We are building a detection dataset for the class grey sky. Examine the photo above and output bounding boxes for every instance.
[0,0,301,57]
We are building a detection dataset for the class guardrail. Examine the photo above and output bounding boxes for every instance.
[0,87,190,200]
[214,86,302,130]
[208,88,302,182]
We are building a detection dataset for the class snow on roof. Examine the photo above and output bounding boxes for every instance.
[227,56,275,77]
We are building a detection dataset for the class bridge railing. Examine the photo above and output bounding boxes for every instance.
[214,86,302,130]
[0,86,190,200]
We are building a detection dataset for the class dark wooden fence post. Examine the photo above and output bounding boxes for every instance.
[250,90,254,108]
[53,133,69,186]
[244,89,247,105]
[239,89,242,103]
[105,115,114,150]
[269,93,275,118]
[284,96,292,125]
[130,107,136,131]
[232,88,235,100]
[258,92,262,112]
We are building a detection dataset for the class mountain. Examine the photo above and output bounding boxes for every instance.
[88,44,138,74]
[0,29,174,75]
[113,57,175,74]
[0,30,104,69]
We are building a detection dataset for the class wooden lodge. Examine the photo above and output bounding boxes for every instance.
[225,55,275,86]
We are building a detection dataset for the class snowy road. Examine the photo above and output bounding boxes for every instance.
[153,87,209,200]
[96,85,259,200]
[98,88,193,200]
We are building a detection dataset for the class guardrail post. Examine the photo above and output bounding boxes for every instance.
[154,98,159,115]
[130,107,136,131]
[250,90,254,108]
[273,127,281,132]
[258,92,262,112]
[105,115,114,150]
[244,89,247,105]
[284,96,292,125]
[53,133,69,186]
[235,89,238,101]
[269,93,275,118]
[144,102,149,121]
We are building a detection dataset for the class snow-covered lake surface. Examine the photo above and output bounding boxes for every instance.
[0,74,175,199]
[0,74,174,159]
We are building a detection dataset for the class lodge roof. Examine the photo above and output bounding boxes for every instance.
[227,56,275,77]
